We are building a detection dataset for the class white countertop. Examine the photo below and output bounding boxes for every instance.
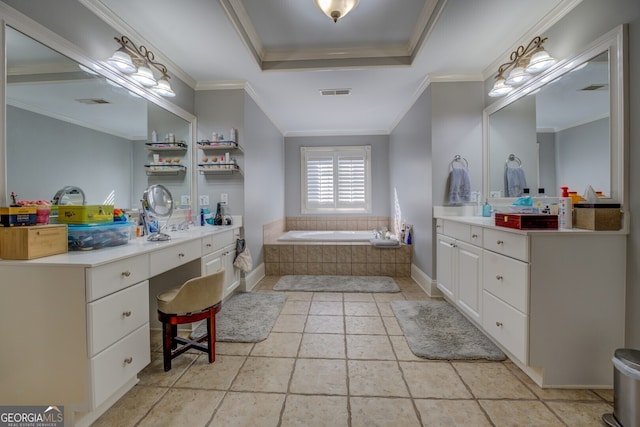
[0,224,240,268]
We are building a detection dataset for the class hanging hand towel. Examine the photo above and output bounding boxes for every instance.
[448,168,471,204]
[504,167,528,197]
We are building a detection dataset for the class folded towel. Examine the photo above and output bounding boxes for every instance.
[504,167,527,197]
[370,238,401,248]
[448,168,471,204]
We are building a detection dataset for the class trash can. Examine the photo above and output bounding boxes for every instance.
[603,348,640,427]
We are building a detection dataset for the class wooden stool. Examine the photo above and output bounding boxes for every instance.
[156,269,225,372]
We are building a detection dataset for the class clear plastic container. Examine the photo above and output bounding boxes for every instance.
[67,222,133,251]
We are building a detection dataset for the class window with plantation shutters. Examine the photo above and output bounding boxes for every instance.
[301,146,371,213]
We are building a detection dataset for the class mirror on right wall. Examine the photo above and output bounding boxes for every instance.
[483,25,627,208]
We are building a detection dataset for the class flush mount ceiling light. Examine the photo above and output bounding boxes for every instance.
[314,0,360,23]
[489,36,557,97]
[107,35,175,97]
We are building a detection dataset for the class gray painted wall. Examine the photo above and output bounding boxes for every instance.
[484,0,640,347]
[389,87,432,275]
[243,92,285,267]
[284,135,390,217]
[537,132,557,196]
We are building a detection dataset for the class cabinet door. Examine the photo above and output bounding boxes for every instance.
[456,241,483,324]
[436,234,456,299]
[222,246,240,298]
[202,248,224,276]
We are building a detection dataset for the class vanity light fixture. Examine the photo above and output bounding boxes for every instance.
[489,36,557,97]
[314,0,360,23]
[107,35,175,97]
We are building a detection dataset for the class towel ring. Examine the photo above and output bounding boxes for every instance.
[449,155,468,170]
[505,154,522,168]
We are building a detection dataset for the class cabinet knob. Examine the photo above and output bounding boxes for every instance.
[178,252,185,257]
[121,271,131,277]
[496,275,503,280]
[472,234,478,238]
[436,224,441,228]
[206,243,212,248]
[122,311,132,317]
[123,357,133,365]
[496,321,503,327]
[452,244,457,248]
[496,240,504,245]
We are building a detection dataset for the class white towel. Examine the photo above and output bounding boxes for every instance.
[370,238,401,248]
[448,168,471,205]
[504,167,528,197]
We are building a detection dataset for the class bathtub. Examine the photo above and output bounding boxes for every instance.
[277,230,374,242]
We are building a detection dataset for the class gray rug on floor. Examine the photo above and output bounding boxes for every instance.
[273,275,400,293]
[192,292,287,342]
[391,300,506,361]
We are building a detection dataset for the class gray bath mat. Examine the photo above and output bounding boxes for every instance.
[391,300,506,361]
[192,292,287,342]
[274,275,400,293]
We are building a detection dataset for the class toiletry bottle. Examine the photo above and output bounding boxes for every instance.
[151,129,157,143]
[200,209,205,226]
[559,186,572,229]
[482,199,492,217]
[229,128,236,143]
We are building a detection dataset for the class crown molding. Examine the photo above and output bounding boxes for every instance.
[428,73,484,82]
[195,80,248,91]
[408,0,447,57]
[284,129,390,138]
[387,74,432,133]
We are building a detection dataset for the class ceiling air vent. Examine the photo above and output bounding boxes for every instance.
[579,84,608,91]
[75,98,110,105]
[320,88,351,96]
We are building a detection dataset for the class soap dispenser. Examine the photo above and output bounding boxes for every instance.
[482,199,492,217]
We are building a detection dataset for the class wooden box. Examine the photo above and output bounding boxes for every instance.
[495,213,558,230]
[574,203,621,230]
[0,224,68,259]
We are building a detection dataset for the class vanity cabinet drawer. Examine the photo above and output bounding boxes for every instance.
[483,291,528,363]
[483,228,529,261]
[201,229,234,254]
[89,324,150,409]
[87,281,149,357]
[443,221,470,243]
[470,226,483,246]
[150,239,201,276]
[86,254,150,302]
[483,251,529,313]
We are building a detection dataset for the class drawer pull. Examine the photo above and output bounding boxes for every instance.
[472,234,478,238]
[436,224,441,228]
[121,271,131,277]
[122,311,132,318]
[496,321,503,327]
[496,275,503,280]
[178,252,185,257]
[206,243,212,248]
[123,357,133,365]
[451,244,457,248]
[496,240,504,245]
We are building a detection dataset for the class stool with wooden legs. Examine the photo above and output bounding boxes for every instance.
[156,269,225,372]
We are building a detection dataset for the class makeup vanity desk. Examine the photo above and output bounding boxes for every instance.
[434,213,626,389]
[0,224,241,426]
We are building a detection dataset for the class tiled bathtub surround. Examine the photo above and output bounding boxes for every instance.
[263,216,409,276]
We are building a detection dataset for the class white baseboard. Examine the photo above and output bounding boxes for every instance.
[243,262,265,292]
[411,264,442,297]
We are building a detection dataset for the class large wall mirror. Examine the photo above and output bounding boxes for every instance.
[4,25,194,210]
[483,25,626,206]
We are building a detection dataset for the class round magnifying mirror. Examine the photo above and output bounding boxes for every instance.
[143,184,174,241]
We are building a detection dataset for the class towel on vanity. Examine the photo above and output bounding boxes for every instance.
[370,238,401,248]
[448,168,471,204]
[504,167,528,197]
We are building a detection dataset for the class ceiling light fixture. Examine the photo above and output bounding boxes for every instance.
[107,35,175,97]
[314,0,360,23]
[489,36,557,97]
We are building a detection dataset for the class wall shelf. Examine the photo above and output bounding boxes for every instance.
[198,163,241,175]
[144,164,187,176]
[145,142,188,151]
[197,141,240,151]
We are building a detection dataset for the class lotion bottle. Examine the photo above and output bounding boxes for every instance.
[482,200,492,217]
[559,186,572,229]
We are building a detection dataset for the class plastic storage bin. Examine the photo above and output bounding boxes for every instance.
[603,348,640,427]
[57,205,114,224]
[67,222,132,251]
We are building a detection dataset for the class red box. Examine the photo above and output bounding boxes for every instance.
[494,213,558,230]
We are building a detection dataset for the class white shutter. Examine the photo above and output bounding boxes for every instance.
[306,156,334,206]
[337,155,366,206]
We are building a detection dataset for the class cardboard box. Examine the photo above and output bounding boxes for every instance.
[0,224,68,259]
[495,213,558,230]
[0,206,37,227]
[574,203,621,230]
[57,205,114,224]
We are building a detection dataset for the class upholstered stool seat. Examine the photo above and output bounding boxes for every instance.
[157,269,225,371]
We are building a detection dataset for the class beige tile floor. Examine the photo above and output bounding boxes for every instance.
[93,276,614,427]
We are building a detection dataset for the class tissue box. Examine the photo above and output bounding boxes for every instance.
[0,224,68,259]
[495,213,558,230]
[573,203,621,230]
